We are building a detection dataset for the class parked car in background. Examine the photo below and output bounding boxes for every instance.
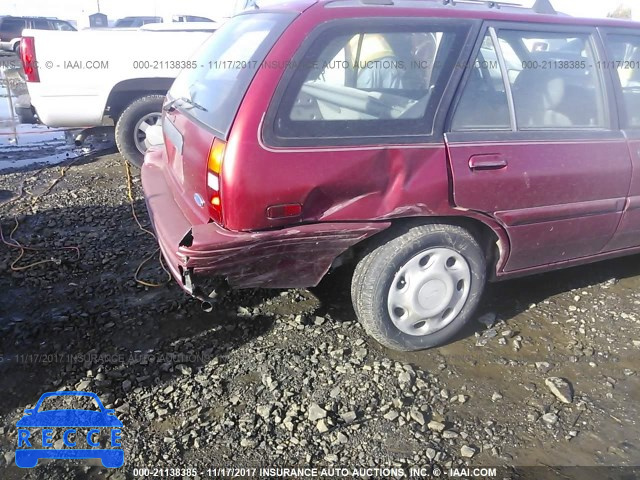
[142,0,640,351]
[19,23,217,166]
[173,15,215,23]
[0,16,75,52]
[113,16,163,28]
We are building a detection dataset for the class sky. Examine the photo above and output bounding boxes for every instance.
[0,0,636,23]
[0,0,247,21]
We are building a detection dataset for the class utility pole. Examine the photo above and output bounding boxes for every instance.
[96,0,101,13]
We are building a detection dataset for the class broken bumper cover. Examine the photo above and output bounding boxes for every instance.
[141,150,390,294]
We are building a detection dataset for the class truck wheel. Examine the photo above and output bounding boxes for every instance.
[115,95,164,168]
[351,223,486,351]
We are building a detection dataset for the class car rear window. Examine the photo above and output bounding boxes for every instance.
[268,19,473,145]
[2,18,26,33]
[169,12,296,136]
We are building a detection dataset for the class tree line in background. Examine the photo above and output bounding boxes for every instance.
[607,2,632,19]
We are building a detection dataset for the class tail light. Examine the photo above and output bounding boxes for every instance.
[20,37,40,83]
[206,138,226,223]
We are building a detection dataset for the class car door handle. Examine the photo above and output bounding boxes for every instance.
[468,155,508,171]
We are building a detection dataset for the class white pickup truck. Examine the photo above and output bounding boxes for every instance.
[20,23,218,166]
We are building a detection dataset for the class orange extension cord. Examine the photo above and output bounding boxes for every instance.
[122,160,171,288]
[0,156,171,288]
[0,159,82,271]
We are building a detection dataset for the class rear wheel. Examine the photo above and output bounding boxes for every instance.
[351,223,486,351]
[115,95,164,168]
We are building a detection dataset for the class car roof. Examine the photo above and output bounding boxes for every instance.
[140,22,218,31]
[118,16,162,20]
[0,16,59,21]
[256,0,640,29]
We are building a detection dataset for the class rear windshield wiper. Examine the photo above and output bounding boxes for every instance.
[163,97,208,112]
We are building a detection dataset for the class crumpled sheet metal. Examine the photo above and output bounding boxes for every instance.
[181,221,391,289]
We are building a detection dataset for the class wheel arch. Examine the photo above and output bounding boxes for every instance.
[105,77,173,121]
[342,214,509,281]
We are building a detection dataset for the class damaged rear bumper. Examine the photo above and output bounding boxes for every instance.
[140,149,390,296]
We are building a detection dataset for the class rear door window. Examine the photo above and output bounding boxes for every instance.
[271,20,474,144]
[605,34,640,128]
[32,18,50,30]
[498,29,607,129]
[451,34,511,131]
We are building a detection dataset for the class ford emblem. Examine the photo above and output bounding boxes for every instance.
[194,193,205,208]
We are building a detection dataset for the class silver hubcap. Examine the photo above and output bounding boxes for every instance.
[387,247,471,337]
[134,113,163,154]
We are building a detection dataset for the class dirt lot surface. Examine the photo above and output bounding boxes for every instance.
[0,152,639,479]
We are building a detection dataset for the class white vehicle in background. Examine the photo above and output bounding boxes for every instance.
[112,16,163,28]
[19,22,218,166]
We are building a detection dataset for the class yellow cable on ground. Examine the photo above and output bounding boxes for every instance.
[0,158,83,272]
[123,160,172,288]
[0,155,170,286]
[0,217,80,271]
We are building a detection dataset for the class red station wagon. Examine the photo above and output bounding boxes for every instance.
[142,0,640,351]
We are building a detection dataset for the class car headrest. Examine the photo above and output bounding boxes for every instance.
[514,68,566,110]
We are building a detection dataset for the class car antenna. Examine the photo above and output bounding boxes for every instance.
[532,0,556,14]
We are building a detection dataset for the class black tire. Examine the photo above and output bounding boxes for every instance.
[115,95,164,168]
[352,223,486,351]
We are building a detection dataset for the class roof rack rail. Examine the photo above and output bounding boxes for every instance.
[358,0,557,13]
[442,0,525,9]
[443,0,557,14]
[361,0,395,5]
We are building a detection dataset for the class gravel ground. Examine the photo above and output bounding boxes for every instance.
[0,153,639,479]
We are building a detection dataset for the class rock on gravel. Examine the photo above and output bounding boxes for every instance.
[545,377,574,404]
[410,408,425,426]
[535,362,553,373]
[428,420,446,432]
[308,403,327,421]
[384,410,399,421]
[426,448,437,461]
[317,419,329,433]
[477,312,497,328]
[256,404,272,420]
[542,413,559,425]
[461,445,477,458]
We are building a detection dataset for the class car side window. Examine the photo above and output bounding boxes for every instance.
[498,30,606,129]
[272,21,472,142]
[32,18,49,29]
[606,34,640,128]
[53,20,74,31]
[3,18,25,34]
[451,34,511,131]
